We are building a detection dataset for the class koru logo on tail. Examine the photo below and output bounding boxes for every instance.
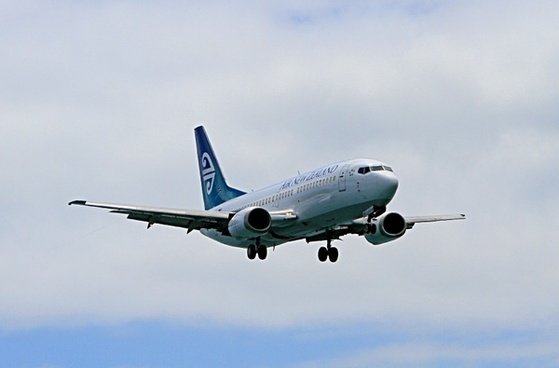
[201,152,216,195]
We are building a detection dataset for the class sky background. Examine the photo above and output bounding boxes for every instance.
[1,0,559,367]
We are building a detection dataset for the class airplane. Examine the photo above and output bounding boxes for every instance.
[69,125,465,263]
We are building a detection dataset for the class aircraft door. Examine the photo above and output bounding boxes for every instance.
[338,164,349,192]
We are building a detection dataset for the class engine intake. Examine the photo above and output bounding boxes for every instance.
[365,212,407,245]
[228,207,272,239]
[381,212,407,236]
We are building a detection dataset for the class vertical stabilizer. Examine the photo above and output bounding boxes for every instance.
[194,126,246,210]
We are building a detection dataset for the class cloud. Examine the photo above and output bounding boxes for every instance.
[296,339,559,367]
[0,0,558,346]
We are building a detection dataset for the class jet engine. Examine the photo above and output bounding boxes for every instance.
[228,207,272,239]
[364,212,407,245]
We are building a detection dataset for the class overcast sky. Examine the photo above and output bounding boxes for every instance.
[1,0,559,367]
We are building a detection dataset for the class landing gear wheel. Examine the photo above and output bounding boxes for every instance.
[328,247,339,263]
[247,244,257,260]
[257,245,267,260]
[318,247,328,262]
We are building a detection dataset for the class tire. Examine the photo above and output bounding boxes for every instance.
[247,244,257,260]
[257,245,267,260]
[328,247,339,263]
[318,247,328,262]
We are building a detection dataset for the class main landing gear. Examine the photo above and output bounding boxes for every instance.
[318,239,338,263]
[247,239,267,261]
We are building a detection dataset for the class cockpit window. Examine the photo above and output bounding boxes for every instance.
[358,165,394,174]
[358,166,371,174]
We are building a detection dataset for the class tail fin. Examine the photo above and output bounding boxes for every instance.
[194,126,246,210]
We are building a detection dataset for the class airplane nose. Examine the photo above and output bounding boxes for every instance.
[383,173,399,198]
[370,172,399,207]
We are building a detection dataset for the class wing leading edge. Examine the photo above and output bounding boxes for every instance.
[68,200,231,232]
[306,213,466,243]
[68,200,298,233]
[404,214,466,229]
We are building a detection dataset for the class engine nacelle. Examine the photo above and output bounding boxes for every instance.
[364,212,407,245]
[228,207,272,239]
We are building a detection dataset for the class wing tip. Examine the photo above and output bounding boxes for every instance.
[69,200,87,206]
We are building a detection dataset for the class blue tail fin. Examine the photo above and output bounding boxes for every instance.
[194,126,246,210]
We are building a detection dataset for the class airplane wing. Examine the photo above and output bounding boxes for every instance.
[306,213,466,243]
[68,200,231,232]
[404,214,466,228]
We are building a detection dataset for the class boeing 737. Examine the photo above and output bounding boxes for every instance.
[70,126,465,263]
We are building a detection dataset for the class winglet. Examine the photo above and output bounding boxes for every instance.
[69,200,87,206]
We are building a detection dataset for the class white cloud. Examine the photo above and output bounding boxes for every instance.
[296,339,559,367]
[0,0,558,344]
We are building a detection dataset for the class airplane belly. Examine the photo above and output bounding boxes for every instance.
[201,228,289,248]
[201,191,380,248]
[273,200,374,239]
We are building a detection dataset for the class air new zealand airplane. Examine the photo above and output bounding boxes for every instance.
[70,126,465,263]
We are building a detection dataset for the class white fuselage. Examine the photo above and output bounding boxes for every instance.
[201,158,399,247]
